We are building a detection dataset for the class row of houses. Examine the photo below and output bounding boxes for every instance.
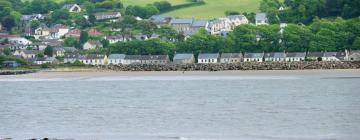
[150,13,268,37]
[62,51,360,66]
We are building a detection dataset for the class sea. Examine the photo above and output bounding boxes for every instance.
[0,72,360,140]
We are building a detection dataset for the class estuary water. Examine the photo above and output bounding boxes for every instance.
[0,71,360,140]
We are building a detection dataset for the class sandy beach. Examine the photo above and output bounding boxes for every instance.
[0,69,359,79]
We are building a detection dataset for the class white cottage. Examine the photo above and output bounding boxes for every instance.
[108,54,126,65]
[243,53,264,62]
[173,53,195,64]
[255,13,268,26]
[198,53,220,64]
[83,40,103,50]
[264,52,286,62]
[285,52,306,62]
[62,4,82,13]
[220,53,242,63]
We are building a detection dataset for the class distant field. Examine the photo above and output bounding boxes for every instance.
[23,0,262,19]
[121,0,188,6]
[162,0,261,19]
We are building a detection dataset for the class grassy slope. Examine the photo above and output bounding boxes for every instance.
[121,0,188,6]
[121,0,261,19]
[25,0,261,19]
[163,0,261,19]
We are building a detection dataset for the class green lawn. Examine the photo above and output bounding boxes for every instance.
[162,0,261,19]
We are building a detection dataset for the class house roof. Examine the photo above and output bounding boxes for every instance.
[94,12,121,20]
[307,52,324,57]
[109,54,126,59]
[83,54,105,59]
[124,55,142,60]
[63,47,78,52]
[174,54,194,60]
[192,20,208,27]
[106,35,124,40]
[143,55,169,60]
[62,4,78,10]
[170,18,194,24]
[256,13,267,20]
[244,53,264,58]
[227,15,247,21]
[264,52,285,58]
[64,53,82,59]
[198,53,219,59]
[150,15,172,24]
[323,52,337,57]
[286,52,306,58]
[22,50,40,54]
[53,47,65,52]
[221,53,242,59]
[87,28,103,36]
[86,40,102,46]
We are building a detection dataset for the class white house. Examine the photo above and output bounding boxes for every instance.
[220,53,243,63]
[322,52,347,61]
[53,47,65,57]
[123,55,142,64]
[0,34,33,45]
[243,53,264,62]
[27,42,47,51]
[80,54,108,65]
[48,24,69,39]
[285,52,306,62]
[255,13,268,26]
[105,35,130,44]
[34,57,57,65]
[348,50,360,61]
[173,53,195,64]
[198,53,220,64]
[227,15,249,27]
[207,18,232,35]
[94,12,121,20]
[264,52,286,62]
[83,40,103,50]
[13,50,39,59]
[62,4,82,13]
[108,54,126,65]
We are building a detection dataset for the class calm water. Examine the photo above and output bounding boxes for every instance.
[1,73,360,140]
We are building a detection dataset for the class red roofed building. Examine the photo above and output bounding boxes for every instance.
[66,28,81,38]
[87,28,103,37]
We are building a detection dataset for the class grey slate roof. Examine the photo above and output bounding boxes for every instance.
[149,15,172,24]
[170,18,194,24]
[62,4,77,10]
[323,52,337,57]
[227,15,247,21]
[286,52,306,58]
[307,52,324,57]
[192,20,208,27]
[198,53,219,59]
[174,54,194,60]
[264,52,285,58]
[221,53,242,59]
[256,13,267,21]
[143,55,169,60]
[124,55,142,60]
[109,54,126,59]
[83,54,105,59]
[244,53,264,58]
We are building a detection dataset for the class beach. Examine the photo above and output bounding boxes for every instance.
[0,69,359,79]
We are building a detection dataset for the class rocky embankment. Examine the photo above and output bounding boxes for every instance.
[98,61,360,71]
[0,70,38,75]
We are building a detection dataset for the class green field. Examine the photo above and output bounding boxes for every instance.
[122,0,261,19]
[24,0,261,19]
[121,0,188,6]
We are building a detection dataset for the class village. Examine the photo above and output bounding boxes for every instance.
[1,3,360,68]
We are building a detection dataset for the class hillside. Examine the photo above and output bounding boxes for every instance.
[122,0,261,19]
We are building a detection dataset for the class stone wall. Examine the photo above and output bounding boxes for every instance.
[98,61,360,71]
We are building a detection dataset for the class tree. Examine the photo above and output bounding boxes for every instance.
[44,46,54,57]
[136,20,157,37]
[88,14,96,25]
[153,1,171,12]
[63,37,78,47]
[51,9,70,24]
[1,16,15,32]
[30,20,40,30]
[156,26,179,41]
[282,24,313,52]
[352,37,360,50]
[79,31,88,47]
[229,24,257,52]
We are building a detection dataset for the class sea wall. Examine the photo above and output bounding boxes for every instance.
[98,61,360,71]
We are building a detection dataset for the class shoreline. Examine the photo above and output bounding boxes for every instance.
[1,69,359,79]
